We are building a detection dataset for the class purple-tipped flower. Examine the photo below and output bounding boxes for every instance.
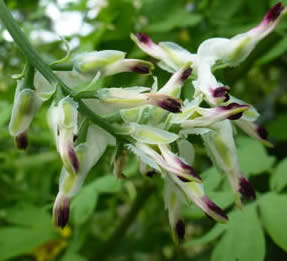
[146,93,182,113]
[15,132,28,150]
[263,2,284,24]
[48,97,79,175]
[158,64,193,98]
[180,67,193,82]
[131,33,196,73]
[180,103,248,128]
[53,193,70,228]
[168,173,228,223]
[74,50,154,76]
[197,3,286,68]
[235,119,273,148]
[219,102,249,120]
[175,219,185,241]
[202,196,229,222]
[159,144,202,183]
[239,177,256,200]
[9,80,42,148]
[202,120,252,207]
[212,86,230,102]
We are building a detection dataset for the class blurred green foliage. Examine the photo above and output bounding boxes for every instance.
[0,0,287,260]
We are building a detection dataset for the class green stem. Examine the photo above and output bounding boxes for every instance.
[0,0,120,138]
[51,64,74,71]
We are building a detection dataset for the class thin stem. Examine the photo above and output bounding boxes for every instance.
[51,64,74,71]
[0,0,121,138]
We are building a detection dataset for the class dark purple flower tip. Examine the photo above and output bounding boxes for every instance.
[256,125,268,140]
[147,94,183,113]
[132,64,151,74]
[68,145,80,173]
[160,97,182,113]
[212,86,230,102]
[55,197,70,228]
[203,196,228,221]
[239,177,256,200]
[220,102,248,120]
[176,159,202,182]
[180,67,192,82]
[175,219,185,241]
[15,132,28,150]
[136,33,152,45]
[265,2,284,23]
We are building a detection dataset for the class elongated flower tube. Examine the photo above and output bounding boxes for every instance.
[180,103,249,128]
[197,3,286,67]
[130,143,201,183]
[128,142,227,222]
[235,119,273,148]
[159,144,202,183]
[9,79,42,149]
[131,33,197,73]
[53,125,116,227]
[202,120,256,207]
[167,172,228,223]
[97,86,182,113]
[48,97,79,175]
[73,50,154,76]
[158,64,193,97]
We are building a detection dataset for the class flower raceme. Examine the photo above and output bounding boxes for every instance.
[7,2,284,243]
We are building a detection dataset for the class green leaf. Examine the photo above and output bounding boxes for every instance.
[91,175,122,193]
[60,252,88,261]
[237,136,275,176]
[0,227,57,261]
[212,205,265,261]
[184,224,226,247]
[71,175,121,225]
[270,158,287,192]
[145,7,202,33]
[259,193,287,252]
[5,204,52,227]
[71,185,99,225]
[267,114,287,141]
[256,36,287,65]
[202,167,223,192]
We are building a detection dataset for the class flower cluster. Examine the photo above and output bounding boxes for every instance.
[8,3,285,242]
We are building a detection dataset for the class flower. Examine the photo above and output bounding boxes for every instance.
[73,50,154,76]
[9,79,42,149]
[53,125,116,227]
[202,120,256,207]
[48,97,79,175]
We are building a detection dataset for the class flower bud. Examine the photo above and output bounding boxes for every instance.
[97,87,183,113]
[235,120,273,148]
[131,33,196,73]
[48,97,79,175]
[180,103,249,128]
[53,193,70,228]
[202,120,256,207]
[197,3,286,67]
[9,80,42,148]
[74,50,153,76]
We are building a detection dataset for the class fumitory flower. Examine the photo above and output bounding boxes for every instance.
[73,50,154,77]
[53,124,116,227]
[9,67,43,149]
[48,96,80,176]
[202,120,256,207]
